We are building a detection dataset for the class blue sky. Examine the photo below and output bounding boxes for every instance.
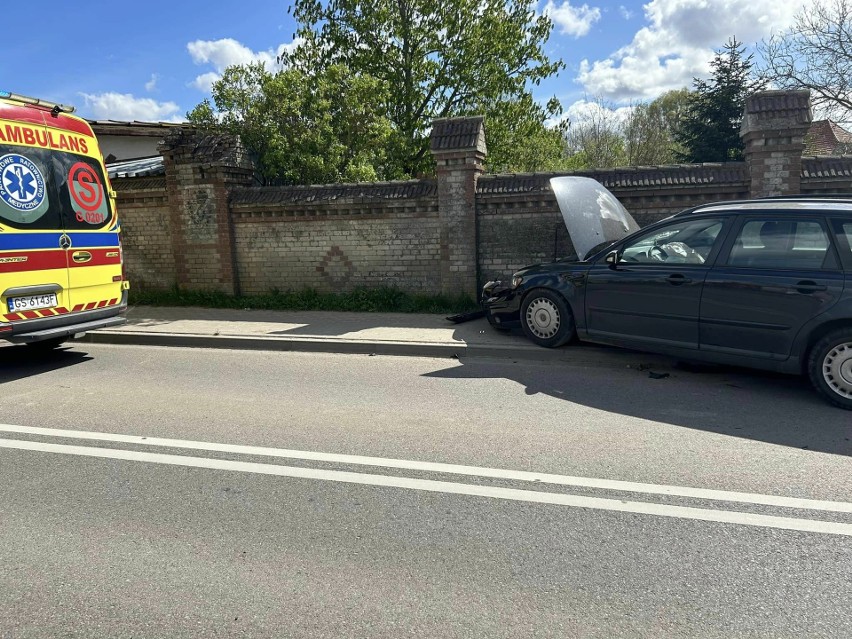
[1,0,816,124]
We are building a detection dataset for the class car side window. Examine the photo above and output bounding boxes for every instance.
[618,218,724,265]
[832,220,852,254]
[727,219,830,270]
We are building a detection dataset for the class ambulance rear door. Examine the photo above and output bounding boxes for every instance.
[54,147,123,313]
[0,117,73,321]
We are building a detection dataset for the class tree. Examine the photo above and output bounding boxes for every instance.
[564,98,627,169]
[759,0,852,122]
[623,89,690,165]
[187,63,394,185]
[675,38,767,163]
[483,95,570,173]
[282,0,564,176]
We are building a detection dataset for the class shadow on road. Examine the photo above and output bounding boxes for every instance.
[0,345,93,383]
[427,330,852,457]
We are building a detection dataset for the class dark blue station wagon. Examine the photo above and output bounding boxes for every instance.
[482,178,852,410]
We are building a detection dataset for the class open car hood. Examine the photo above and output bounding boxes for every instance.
[549,176,640,260]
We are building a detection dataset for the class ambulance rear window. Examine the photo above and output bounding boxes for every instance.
[54,154,113,230]
[0,145,112,231]
[0,146,61,229]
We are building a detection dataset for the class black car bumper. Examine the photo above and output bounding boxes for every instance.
[481,280,522,328]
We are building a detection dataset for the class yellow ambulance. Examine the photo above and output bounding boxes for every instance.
[0,91,128,349]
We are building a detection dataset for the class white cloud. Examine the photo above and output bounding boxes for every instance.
[543,1,601,37]
[619,6,633,20]
[190,72,223,93]
[545,97,634,128]
[80,92,184,122]
[576,0,814,102]
[145,74,159,92]
[566,98,634,126]
[187,38,302,92]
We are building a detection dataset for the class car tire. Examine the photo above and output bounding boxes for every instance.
[807,328,852,410]
[25,337,68,351]
[520,288,575,348]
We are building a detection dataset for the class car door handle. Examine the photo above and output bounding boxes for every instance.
[794,281,827,294]
[71,251,92,264]
[665,274,692,285]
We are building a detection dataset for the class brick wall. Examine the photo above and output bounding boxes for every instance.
[112,176,174,290]
[801,157,852,194]
[229,182,442,294]
[161,130,254,295]
[110,90,852,298]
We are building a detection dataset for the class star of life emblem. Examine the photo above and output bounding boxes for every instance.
[0,154,46,212]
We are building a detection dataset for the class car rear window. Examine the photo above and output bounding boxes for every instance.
[727,219,831,270]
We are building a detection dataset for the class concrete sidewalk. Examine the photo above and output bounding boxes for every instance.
[80,305,557,360]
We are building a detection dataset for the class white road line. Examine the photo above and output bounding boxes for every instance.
[1,437,851,537]
[0,423,850,514]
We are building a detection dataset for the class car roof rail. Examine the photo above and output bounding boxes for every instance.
[758,193,852,200]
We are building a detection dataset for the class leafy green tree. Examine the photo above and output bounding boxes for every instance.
[675,38,767,163]
[623,89,689,165]
[282,0,564,176]
[483,95,569,173]
[187,62,393,184]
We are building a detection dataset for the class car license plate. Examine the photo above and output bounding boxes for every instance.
[7,293,58,313]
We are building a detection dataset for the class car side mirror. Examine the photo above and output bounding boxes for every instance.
[605,250,619,267]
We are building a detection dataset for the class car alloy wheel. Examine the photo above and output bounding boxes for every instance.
[525,297,561,340]
[822,341,852,399]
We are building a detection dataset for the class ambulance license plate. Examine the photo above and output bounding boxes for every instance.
[8,293,58,313]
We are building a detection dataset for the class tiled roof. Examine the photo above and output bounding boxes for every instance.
[231,180,438,206]
[430,116,486,152]
[89,120,187,137]
[106,156,165,178]
[744,90,811,115]
[801,156,852,179]
[805,120,852,155]
[477,164,749,194]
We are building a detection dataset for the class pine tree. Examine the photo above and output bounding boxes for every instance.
[676,38,767,163]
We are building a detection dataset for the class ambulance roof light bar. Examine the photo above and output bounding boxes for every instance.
[0,91,76,114]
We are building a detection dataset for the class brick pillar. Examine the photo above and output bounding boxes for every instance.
[160,130,254,295]
[741,90,812,198]
[430,116,486,298]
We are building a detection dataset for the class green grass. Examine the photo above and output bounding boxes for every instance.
[129,286,479,315]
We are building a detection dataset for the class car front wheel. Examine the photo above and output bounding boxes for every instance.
[520,289,575,348]
[808,328,852,410]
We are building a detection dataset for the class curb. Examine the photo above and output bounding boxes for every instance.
[81,329,617,365]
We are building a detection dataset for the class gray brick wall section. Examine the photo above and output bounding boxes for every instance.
[230,192,441,294]
[112,176,175,290]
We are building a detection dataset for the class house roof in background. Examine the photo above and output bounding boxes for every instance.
[806,120,852,155]
[89,120,186,137]
[106,156,165,178]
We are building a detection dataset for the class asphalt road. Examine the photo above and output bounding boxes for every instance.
[1,343,851,638]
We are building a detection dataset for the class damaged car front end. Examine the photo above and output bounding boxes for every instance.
[481,176,639,339]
